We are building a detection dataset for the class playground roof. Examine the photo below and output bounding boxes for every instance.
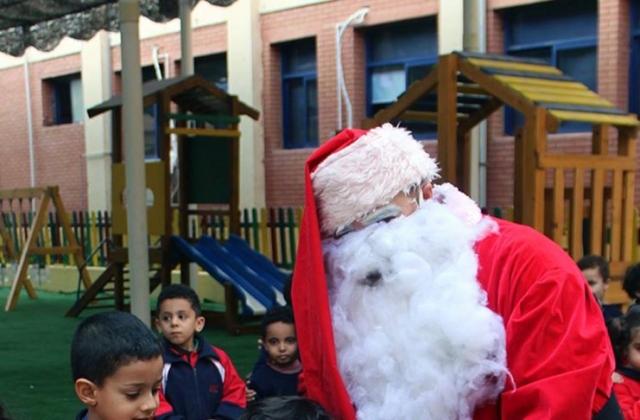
[87,74,260,120]
[365,51,639,132]
[0,0,236,57]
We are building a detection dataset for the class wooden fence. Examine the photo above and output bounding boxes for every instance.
[1,205,638,271]
[0,208,303,270]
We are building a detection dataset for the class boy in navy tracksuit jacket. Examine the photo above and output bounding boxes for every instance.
[154,284,246,420]
[247,306,302,401]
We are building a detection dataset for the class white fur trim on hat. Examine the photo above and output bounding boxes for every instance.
[311,124,439,237]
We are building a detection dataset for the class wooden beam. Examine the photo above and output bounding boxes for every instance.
[458,97,503,133]
[495,75,589,91]
[519,107,547,232]
[548,110,639,127]
[618,127,637,262]
[457,58,535,116]
[166,127,241,138]
[521,92,613,108]
[369,67,439,126]
[552,169,565,245]
[0,188,47,200]
[437,54,459,185]
[398,110,466,122]
[589,126,608,257]
[570,169,585,260]
[537,154,635,170]
[467,57,562,75]
[28,246,79,255]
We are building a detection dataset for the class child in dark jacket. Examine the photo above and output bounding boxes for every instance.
[154,284,246,420]
[608,311,640,419]
[247,306,302,402]
[71,311,164,420]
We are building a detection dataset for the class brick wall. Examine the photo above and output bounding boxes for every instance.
[0,0,636,213]
[261,0,437,207]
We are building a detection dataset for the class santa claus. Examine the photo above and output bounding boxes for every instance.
[292,124,619,419]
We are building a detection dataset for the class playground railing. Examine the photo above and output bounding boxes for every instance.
[0,207,304,270]
[1,205,638,271]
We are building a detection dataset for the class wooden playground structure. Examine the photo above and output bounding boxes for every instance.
[66,74,259,327]
[364,51,640,305]
[0,186,91,311]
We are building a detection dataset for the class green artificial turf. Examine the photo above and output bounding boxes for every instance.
[0,287,260,420]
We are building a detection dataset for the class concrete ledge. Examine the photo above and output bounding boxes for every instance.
[0,264,225,304]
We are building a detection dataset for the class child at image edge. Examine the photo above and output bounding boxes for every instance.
[247,305,302,401]
[608,311,640,419]
[71,310,164,420]
[154,284,246,420]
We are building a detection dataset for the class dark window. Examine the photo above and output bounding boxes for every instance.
[194,53,228,91]
[365,17,438,139]
[281,38,318,149]
[504,0,598,133]
[142,65,164,159]
[630,1,640,113]
[45,74,84,125]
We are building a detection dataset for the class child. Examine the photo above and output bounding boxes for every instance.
[608,311,640,419]
[70,310,164,420]
[247,306,301,401]
[578,254,623,321]
[624,263,640,310]
[154,284,246,420]
[239,396,332,420]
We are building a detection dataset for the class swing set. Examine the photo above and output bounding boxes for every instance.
[0,186,91,311]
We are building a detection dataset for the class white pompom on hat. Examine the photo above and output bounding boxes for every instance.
[311,123,439,237]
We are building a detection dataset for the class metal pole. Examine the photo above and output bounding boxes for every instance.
[120,0,150,326]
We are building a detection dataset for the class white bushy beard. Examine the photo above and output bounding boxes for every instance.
[323,188,508,420]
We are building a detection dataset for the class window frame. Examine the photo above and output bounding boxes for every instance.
[364,19,438,140]
[630,0,640,114]
[280,38,318,150]
[503,4,598,134]
[45,73,84,126]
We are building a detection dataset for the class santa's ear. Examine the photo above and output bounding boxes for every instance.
[75,378,98,406]
[422,183,434,200]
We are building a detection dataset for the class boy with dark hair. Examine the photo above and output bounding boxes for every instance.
[239,396,332,420]
[247,306,301,401]
[154,284,246,420]
[71,310,164,420]
[578,254,623,321]
[623,263,640,308]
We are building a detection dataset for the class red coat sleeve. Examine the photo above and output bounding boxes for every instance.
[474,218,614,420]
[213,346,247,418]
[614,374,640,419]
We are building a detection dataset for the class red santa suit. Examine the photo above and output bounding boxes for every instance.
[292,125,615,420]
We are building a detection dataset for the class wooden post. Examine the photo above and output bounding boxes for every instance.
[229,97,241,235]
[618,126,637,262]
[590,125,608,256]
[520,107,547,232]
[437,53,459,185]
[570,168,585,260]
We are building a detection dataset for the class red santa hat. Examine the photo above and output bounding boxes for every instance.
[292,124,439,420]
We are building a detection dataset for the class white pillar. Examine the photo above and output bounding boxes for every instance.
[82,31,112,211]
[120,0,150,326]
[438,0,464,54]
[463,0,487,207]
[227,0,265,208]
[180,0,194,76]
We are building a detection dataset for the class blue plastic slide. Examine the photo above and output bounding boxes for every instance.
[169,235,278,316]
[223,234,290,288]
